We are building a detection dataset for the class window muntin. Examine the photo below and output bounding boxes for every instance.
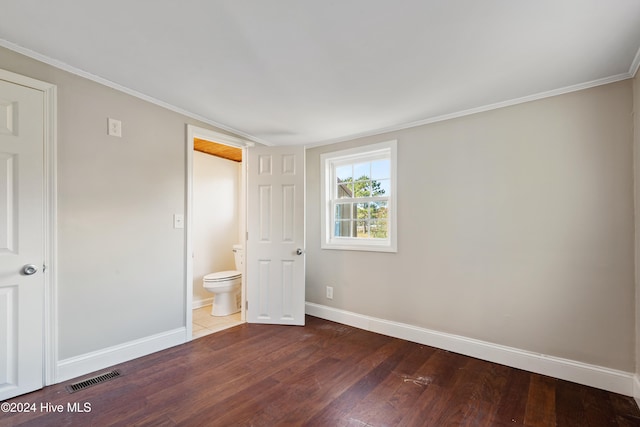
[321,141,397,252]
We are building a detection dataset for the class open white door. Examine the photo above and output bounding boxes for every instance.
[246,145,305,325]
[0,77,45,400]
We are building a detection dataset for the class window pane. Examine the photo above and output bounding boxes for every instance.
[356,220,369,238]
[354,180,372,197]
[356,203,370,220]
[334,220,353,237]
[370,220,388,238]
[372,179,389,196]
[370,201,388,219]
[354,162,370,182]
[371,159,390,180]
[336,164,352,182]
[336,181,353,198]
[335,203,352,220]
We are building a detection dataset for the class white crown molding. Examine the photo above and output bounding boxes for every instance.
[308,72,634,148]
[0,38,271,146]
[630,45,640,78]
[306,302,634,396]
[2,38,637,149]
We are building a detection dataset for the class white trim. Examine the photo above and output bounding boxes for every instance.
[185,125,250,341]
[192,297,214,310]
[0,38,271,147]
[42,81,58,387]
[320,140,398,252]
[634,375,640,408]
[630,45,640,78]
[185,126,194,341]
[0,69,58,386]
[56,328,185,383]
[306,302,635,396]
[3,38,635,150]
[309,73,633,147]
[188,124,255,150]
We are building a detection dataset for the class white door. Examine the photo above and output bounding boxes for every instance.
[246,146,305,325]
[0,78,45,400]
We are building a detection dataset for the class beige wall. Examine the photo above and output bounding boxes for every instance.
[307,80,635,371]
[0,46,232,359]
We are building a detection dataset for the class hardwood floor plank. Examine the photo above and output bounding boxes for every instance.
[2,316,639,427]
[555,380,587,427]
[524,374,557,427]
[344,344,438,427]
[610,392,640,426]
[456,358,511,426]
[232,357,350,426]
[491,367,531,425]
[295,339,409,426]
[397,350,470,426]
[425,357,499,426]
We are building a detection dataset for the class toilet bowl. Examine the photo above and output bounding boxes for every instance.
[203,245,243,316]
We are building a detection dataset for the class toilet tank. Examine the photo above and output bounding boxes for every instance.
[232,244,244,271]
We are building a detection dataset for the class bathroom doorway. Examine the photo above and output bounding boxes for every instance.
[185,125,250,340]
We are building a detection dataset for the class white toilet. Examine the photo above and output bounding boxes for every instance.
[203,244,243,316]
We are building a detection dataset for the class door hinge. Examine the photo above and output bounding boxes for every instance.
[245,301,248,310]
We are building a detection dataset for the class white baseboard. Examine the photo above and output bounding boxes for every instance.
[56,327,186,383]
[192,297,213,309]
[305,302,634,396]
[634,375,640,407]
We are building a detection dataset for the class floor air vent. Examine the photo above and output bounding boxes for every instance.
[66,370,121,393]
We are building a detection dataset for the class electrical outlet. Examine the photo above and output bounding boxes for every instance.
[326,286,333,300]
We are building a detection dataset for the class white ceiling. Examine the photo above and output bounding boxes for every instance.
[1,1,639,146]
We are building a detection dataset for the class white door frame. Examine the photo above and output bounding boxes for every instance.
[185,124,253,340]
[0,68,57,385]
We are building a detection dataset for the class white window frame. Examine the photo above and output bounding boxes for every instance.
[321,140,397,252]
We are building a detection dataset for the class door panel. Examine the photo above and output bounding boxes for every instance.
[247,146,305,325]
[0,78,45,400]
[0,152,17,253]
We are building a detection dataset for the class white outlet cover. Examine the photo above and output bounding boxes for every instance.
[326,286,333,299]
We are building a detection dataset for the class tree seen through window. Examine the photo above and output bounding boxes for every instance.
[334,159,390,239]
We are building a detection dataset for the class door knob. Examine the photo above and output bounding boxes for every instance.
[296,248,304,255]
[22,264,38,275]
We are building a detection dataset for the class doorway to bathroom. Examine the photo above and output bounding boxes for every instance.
[185,125,251,340]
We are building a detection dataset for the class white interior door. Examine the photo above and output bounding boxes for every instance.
[0,78,45,400]
[246,146,305,325]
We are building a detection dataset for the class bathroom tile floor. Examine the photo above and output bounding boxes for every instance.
[192,305,243,338]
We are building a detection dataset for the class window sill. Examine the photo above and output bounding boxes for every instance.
[321,241,397,253]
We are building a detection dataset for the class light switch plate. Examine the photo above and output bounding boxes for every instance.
[173,214,184,229]
[108,118,122,137]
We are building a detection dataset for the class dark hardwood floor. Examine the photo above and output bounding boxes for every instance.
[2,316,639,426]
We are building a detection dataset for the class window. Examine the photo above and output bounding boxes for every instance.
[321,140,397,252]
